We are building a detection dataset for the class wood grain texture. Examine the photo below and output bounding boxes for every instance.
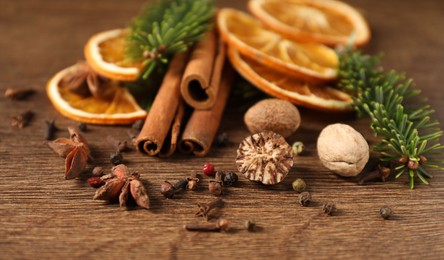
[1,0,443,259]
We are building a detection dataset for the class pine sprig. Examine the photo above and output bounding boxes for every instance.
[338,49,443,189]
[125,0,215,79]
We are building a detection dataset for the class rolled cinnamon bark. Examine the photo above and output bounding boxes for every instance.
[158,100,187,158]
[181,30,226,110]
[136,52,189,156]
[179,63,234,157]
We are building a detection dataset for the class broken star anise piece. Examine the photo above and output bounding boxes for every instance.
[46,127,91,179]
[93,164,150,209]
[236,131,293,185]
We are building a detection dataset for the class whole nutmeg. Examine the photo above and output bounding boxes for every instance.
[244,98,301,138]
[317,123,369,177]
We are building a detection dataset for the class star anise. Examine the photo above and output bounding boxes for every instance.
[61,61,110,98]
[93,164,150,209]
[46,127,92,179]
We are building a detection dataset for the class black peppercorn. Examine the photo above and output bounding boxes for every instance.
[78,122,87,132]
[110,151,124,165]
[223,172,238,186]
[215,132,229,147]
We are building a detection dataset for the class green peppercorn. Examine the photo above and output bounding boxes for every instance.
[292,141,304,156]
[292,178,306,193]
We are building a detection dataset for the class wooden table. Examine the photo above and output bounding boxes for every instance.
[1,0,443,258]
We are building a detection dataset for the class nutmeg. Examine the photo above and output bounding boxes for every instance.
[317,123,369,177]
[244,98,301,138]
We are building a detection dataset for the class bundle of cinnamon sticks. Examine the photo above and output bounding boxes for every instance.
[136,30,233,157]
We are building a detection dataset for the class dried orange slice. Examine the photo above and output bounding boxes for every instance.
[84,29,143,82]
[217,8,339,82]
[248,0,370,47]
[228,47,352,112]
[47,63,147,124]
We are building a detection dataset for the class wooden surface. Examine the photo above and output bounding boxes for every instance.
[1,0,444,259]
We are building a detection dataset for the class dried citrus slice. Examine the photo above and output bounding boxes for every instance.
[217,8,339,82]
[47,63,147,124]
[248,0,370,47]
[228,47,352,112]
[84,29,143,81]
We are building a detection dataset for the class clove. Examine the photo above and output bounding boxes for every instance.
[44,120,58,140]
[5,87,35,100]
[107,135,130,152]
[298,191,312,207]
[380,205,393,220]
[186,172,200,190]
[322,202,336,216]
[184,218,230,232]
[195,198,224,221]
[359,165,391,184]
[160,179,188,198]
[208,171,224,196]
[245,220,257,232]
[10,110,34,128]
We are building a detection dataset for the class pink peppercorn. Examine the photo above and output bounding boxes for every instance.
[203,163,215,176]
[88,177,105,188]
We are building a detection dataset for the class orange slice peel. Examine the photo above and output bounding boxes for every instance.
[228,47,353,112]
[217,8,339,82]
[47,63,147,125]
[248,0,371,47]
[84,29,143,82]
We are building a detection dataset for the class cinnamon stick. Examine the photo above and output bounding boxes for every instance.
[158,100,187,158]
[179,63,234,157]
[136,52,189,156]
[181,30,226,110]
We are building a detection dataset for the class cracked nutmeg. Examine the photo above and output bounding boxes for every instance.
[236,131,293,185]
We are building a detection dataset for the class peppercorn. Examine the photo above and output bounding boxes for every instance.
[292,141,304,156]
[215,132,229,147]
[292,178,306,193]
[223,172,238,186]
[380,205,393,219]
[88,177,105,188]
[78,123,87,132]
[203,163,215,176]
[92,166,104,176]
[110,151,124,165]
[298,191,312,207]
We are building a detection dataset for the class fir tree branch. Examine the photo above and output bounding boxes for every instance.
[125,0,215,79]
[338,49,443,189]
